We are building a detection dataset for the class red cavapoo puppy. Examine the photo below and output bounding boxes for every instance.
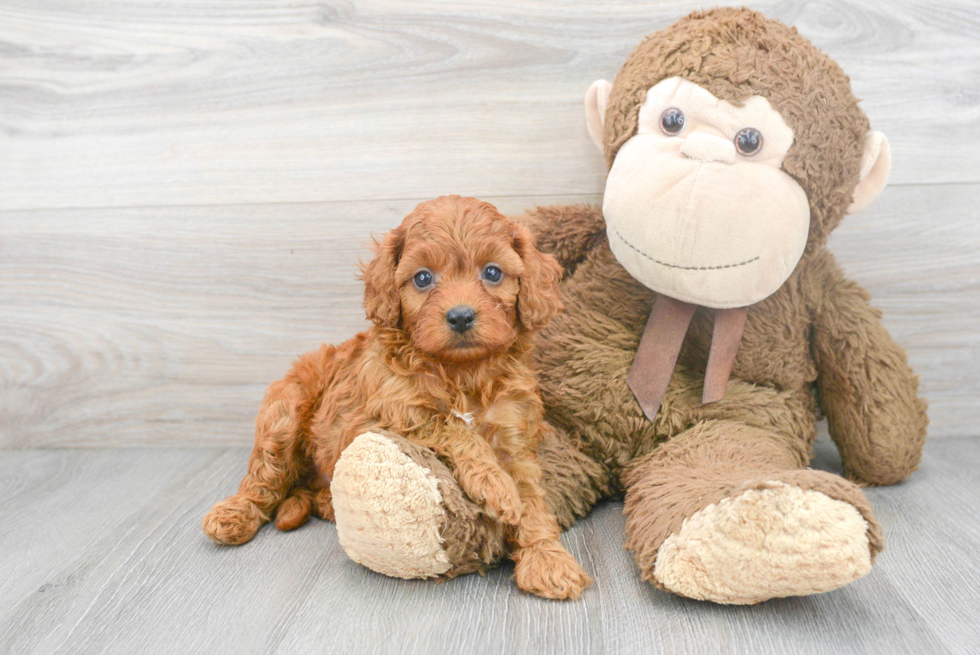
[203,195,591,600]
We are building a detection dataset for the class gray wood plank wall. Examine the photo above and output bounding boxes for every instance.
[2,0,978,448]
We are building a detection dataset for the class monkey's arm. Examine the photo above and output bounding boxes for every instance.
[511,204,607,275]
[809,251,928,485]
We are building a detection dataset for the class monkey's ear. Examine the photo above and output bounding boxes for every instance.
[847,131,891,214]
[585,80,613,152]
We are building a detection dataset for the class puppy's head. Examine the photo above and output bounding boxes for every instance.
[361,195,562,363]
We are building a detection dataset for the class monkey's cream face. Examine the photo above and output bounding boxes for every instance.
[599,77,810,308]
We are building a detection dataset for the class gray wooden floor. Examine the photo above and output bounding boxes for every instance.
[1,438,978,655]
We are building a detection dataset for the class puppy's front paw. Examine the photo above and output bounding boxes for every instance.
[476,472,523,526]
[203,496,264,546]
[514,541,592,600]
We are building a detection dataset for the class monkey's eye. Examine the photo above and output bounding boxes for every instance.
[481,264,503,284]
[413,269,434,289]
[734,127,764,156]
[660,108,685,135]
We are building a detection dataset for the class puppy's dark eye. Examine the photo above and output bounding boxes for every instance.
[660,108,685,135]
[413,269,434,289]
[482,265,503,284]
[734,127,763,156]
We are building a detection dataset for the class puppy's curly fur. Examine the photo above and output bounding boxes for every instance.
[203,195,591,600]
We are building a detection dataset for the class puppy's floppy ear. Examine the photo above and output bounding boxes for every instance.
[513,224,563,331]
[360,226,405,329]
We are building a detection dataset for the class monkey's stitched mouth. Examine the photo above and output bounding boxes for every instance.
[612,227,760,271]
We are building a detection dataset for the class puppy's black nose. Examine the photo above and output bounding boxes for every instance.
[445,306,476,333]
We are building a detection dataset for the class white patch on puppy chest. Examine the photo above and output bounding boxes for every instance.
[451,409,475,426]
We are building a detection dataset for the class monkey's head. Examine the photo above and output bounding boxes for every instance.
[587,8,891,309]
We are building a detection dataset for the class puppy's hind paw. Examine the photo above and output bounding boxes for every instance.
[514,542,592,600]
[203,496,264,546]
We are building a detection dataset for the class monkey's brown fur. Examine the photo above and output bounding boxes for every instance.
[520,8,928,590]
[202,195,591,600]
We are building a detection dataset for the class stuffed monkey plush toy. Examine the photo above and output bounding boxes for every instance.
[327,8,928,604]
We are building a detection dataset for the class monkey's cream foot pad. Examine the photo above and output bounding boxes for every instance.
[653,481,873,605]
[331,432,452,579]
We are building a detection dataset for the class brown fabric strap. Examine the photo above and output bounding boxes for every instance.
[629,298,751,420]
[627,295,696,421]
[702,306,749,404]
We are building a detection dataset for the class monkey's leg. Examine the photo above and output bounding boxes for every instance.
[623,419,883,604]
[202,377,311,546]
[328,426,607,580]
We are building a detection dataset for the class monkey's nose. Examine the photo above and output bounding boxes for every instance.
[446,306,476,333]
[680,132,736,164]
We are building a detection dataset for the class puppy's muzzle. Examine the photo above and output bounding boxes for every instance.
[446,306,476,333]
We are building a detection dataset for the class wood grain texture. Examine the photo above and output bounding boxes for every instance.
[2,182,978,448]
[1,0,978,447]
[1,439,978,654]
[0,0,978,211]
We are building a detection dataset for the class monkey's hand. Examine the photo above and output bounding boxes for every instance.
[810,252,928,486]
